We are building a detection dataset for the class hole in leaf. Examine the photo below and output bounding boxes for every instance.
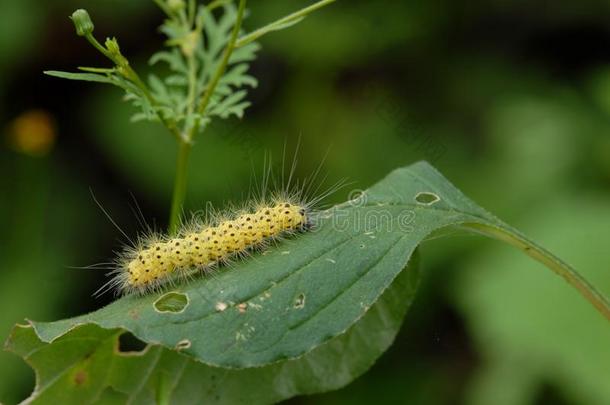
[294,293,306,309]
[175,339,191,351]
[415,191,440,205]
[153,291,189,313]
[118,332,147,353]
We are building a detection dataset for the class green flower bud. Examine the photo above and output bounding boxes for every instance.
[105,37,129,68]
[70,9,94,37]
[105,37,121,56]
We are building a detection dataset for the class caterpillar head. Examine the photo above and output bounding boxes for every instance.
[273,202,309,231]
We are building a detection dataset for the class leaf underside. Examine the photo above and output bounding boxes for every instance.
[5,161,605,403]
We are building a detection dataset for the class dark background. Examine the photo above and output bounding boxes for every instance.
[2,1,610,404]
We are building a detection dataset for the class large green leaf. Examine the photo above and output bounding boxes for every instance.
[5,253,419,404]
[5,161,609,403]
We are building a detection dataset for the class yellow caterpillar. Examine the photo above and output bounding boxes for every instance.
[94,150,343,297]
[95,193,316,296]
[124,201,307,293]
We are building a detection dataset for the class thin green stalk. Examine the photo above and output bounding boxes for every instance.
[464,222,610,322]
[235,0,336,48]
[168,141,192,235]
[84,34,114,59]
[182,0,200,117]
[185,45,199,117]
[167,4,200,235]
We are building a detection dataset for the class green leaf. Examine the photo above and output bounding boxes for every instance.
[228,41,261,64]
[220,64,258,89]
[77,66,117,74]
[149,49,187,74]
[208,89,248,118]
[44,70,113,84]
[5,253,420,404]
[193,3,259,124]
[146,3,261,129]
[6,162,609,402]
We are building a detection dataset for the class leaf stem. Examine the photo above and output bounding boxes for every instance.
[168,141,192,235]
[464,222,610,322]
[84,34,112,58]
[185,44,199,118]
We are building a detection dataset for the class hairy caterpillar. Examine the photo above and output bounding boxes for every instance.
[95,155,341,297]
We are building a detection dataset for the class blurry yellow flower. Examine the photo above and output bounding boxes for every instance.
[6,110,57,156]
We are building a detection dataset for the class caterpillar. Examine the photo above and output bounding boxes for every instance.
[95,156,342,297]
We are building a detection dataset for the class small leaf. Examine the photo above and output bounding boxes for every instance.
[220,101,251,119]
[148,74,171,103]
[44,71,113,84]
[77,66,116,74]
[220,64,258,88]
[207,89,248,117]
[149,49,187,73]
[229,41,261,64]
[165,74,188,86]
[130,113,148,123]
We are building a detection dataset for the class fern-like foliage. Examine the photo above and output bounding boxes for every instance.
[147,3,260,130]
[46,2,260,138]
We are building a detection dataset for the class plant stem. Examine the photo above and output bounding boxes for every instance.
[464,222,610,322]
[235,0,336,48]
[168,141,191,235]
[84,34,113,58]
[185,49,198,117]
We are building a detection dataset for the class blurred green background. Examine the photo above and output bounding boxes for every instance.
[2,0,610,404]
